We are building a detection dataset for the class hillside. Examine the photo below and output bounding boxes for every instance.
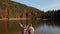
[0,0,44,19]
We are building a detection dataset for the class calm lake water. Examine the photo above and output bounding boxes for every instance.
[35,23,60,34]
[0,20,60,34]
[35,20,60,34]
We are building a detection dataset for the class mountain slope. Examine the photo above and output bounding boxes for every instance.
[0,0,44,19]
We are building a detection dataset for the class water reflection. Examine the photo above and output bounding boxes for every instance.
[35,23,60,34]
[0,20,60,34]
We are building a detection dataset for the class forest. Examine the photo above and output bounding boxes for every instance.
[0,0,60,20]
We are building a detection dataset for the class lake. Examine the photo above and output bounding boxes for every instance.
[0,20,60,34]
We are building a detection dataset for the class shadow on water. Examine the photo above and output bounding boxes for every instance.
[0,20,60,34]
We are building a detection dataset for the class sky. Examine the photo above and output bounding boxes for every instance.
[11,0,60,12]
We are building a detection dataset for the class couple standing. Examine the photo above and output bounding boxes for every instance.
[19,23,34,34]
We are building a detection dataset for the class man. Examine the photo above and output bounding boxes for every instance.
[28,24,34,34]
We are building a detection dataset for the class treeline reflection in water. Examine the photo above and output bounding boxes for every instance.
[0,20,60,34]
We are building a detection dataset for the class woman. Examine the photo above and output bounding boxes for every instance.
[19,23,28,34]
